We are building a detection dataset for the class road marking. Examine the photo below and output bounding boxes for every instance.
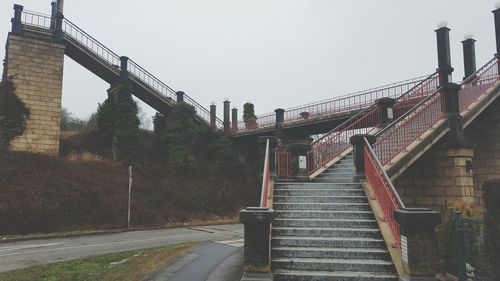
[214,239,244,247]
[0,243,64,252]
[0,231,243,258]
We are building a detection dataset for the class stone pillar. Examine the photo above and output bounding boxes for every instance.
[5,34,65,155]
[11,4,23,35]
[231,108,238,132]
[120,56,129,81]
[394,208,441,281]
[209,104,216,128]
[462,36,477,81]
[223,100,230,134]
[176,91,184,103]
[435,25,454,87]
[350,134,376,180]
[275,108,285,138]
[288,143,310,181]
[376,98,395,128]
[258,136,277,178]
[239,207,274,273]
[442,83,467,147]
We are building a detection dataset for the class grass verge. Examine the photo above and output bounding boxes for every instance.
[0,242,198,281]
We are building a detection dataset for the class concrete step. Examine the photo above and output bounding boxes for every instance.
[272,257,395,272]
[273,269,398,281]
[274,189,364,197]
[274,210,374,220]
[273,195,368,204]
[272,246,390,260]
[273,203,371,211]
[272,227,381,238]
[272,236,386,248]
[275,183,361,189]
[272,218,377,228]
[313,178,356,183]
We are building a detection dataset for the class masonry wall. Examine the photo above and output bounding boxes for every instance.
[4,34,65,156]
[394,143,475,214]
[464,97,500,216]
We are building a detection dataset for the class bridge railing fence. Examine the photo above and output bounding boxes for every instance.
[374,58,500,167]
[306,72,438,175]
[234,76,428,133]
[364,137,405,248]
[20,10,223,129]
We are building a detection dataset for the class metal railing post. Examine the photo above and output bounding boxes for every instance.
[350,134,376,181]
[462,36,477,81]
[53,12,64,40]
[50,1,57,29]
[210,104,216,128]
[436,24,454,86]
[176,91,185,103]
[223,100,230,134]
[120,56,129,81]
[11,4,23,35]
[231,108,238,132]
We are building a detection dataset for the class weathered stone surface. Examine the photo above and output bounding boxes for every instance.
[4,34,64,156]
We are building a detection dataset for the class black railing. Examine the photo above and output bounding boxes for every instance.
[19,10,223,128]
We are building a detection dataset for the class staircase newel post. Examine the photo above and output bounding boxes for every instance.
[231,107,238,132]
[493,4,500,73]
[223,100,230,134]
[394,208,441,280]
[462,35,477,81]
[176,91,184,103]
[443,83,468,147]
[209,103,216,128]
[435,23,454,87]
[239,207,274,277]
[11,4,23,35]
[349,134,376,181]
[119,56,129,81]
[376,98,395,128]
[274,108,285,139]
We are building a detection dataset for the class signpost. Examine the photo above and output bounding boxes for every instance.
[128,166,132,229]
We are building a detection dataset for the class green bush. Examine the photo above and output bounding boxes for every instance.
[243,102,257,129]
[483,180,500,280]
[0,79,30,147]
[96,82,139,163]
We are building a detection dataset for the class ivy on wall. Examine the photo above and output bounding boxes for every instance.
[0,79,30,147]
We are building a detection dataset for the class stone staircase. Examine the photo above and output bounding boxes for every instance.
[271,153,398,281]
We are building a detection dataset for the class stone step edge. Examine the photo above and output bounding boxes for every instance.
[272,257,394,265]
[272,246,389,253]
[273,227,380,232]
[272,269,397,278]
[272,236,385,242]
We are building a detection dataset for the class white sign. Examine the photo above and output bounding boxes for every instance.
[299,156,307,169]
[401,235,408,263]
[387,108,393,119]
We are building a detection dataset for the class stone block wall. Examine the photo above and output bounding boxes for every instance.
[394,143,475,213]
[4,34,65,156]
[465,97,500,215]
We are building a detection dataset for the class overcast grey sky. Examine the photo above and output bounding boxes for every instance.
[1,0,498,122]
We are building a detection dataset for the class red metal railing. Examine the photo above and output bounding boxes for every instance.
[459,57,500,112]
[374,58,500,167]
[260,139,271,208]
[364,138,405,248]
[235,76,428,133]
[307,105,379,175]
[276,147,292,179]
[306,72,440,175]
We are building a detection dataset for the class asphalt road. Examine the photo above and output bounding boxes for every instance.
[0,223,243,273]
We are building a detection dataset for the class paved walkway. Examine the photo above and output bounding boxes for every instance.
[144,240,244,281]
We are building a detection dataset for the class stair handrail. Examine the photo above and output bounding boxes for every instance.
[306,72,439,175]
[374,57,500,167]
[363,137,405,248]
[260,139,271,208]
[20,10,224,128]
[235,75,429,132]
